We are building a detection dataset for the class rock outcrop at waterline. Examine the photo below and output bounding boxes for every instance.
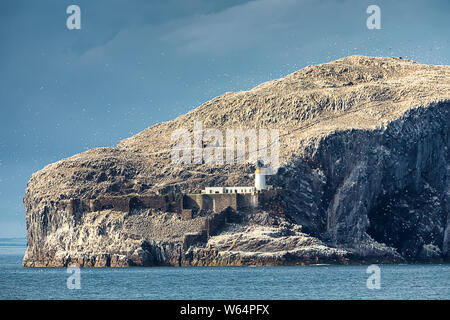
[23,56,450,267]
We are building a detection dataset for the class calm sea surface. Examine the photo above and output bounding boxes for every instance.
[0,238,449,300]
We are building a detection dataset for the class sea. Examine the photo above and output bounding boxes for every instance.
[0,238,449,300]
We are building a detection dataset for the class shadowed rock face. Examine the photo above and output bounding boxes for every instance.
[282,103,449,259]
[23,56,450,267]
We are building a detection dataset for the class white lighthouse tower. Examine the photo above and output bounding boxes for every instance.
[254,161,266,191]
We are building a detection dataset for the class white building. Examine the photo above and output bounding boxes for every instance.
[203,186,255,194]
[202,165,267,194]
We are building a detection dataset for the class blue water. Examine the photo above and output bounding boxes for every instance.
[0,238,449,300]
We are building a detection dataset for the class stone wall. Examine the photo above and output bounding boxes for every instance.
[61,190,282,217]
[61,194,183,215]
[182,208,231,251]
[205,209,230,237]
[89,197,130,213]
[183,194,202,211]
[211,194,237,212]
[184,192,270,213]
[183,230,208,251]
[184,193,237,212]
[236,193,258,209]
[130,195,167,211]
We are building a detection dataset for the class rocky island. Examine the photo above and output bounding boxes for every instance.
[23,56,450,267]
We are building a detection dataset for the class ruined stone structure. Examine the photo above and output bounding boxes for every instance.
[182,207,235,252]
[59,190,283,218]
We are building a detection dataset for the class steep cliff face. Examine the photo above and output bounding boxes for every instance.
[280,102,449,261]
[23,56,450,267]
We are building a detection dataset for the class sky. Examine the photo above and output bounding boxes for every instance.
[0,0,449,237]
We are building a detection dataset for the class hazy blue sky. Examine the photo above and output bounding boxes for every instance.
[0,0,449,237]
